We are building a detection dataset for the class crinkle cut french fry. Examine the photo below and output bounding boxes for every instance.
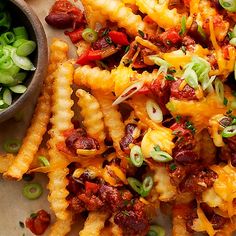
[74,65,113,91]
[93,92,125,156]
[79,211,109,236]
[76,89,106,145]
[83,0,146,35]
[49,214,73,236]
[0,154,14,173]
[173,204,193,236]
[48,61,74,220]
[136,0,181,29]
[3,39,68,180]
[81,2,107,29]
[154,165,177,201]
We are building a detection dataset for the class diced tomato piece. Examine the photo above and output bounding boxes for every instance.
[109,31,129,45]
[65,28,83,43]
[76,50,102,65]
[85,181,100,194]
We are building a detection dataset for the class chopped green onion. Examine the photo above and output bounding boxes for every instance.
[130,145,143,167]
[12,39,27,48]
[183,67,198,89]
[13,26,28,40]
[125,45,130,53]
[0,11,11,32]
[149,55,171,76]
[82,28,98,43]
[0,57,13,70]
[215,78,224,103]
[147,225,165,236]
[22,183,43,200]
[165,74,176,81]
[138,30,145,38]
[150,149,173,162]
[223,97,228,106]
[230,38,236,46]
[146,99,163,123]
[9,84,27,94]
[127,177,143,195]
[14,72,27,82]
[179,16,186,35]
[38,156,50,167]
[169,163,177,171]
[3,88,12,105]
[219,0,236,12]
[141,176,153,197]
[3,138,21,153]
[112,81,144,106]
[16,40,36,57]
[11,49,35,71]
[222,125,236,138]
[1,32,15,44]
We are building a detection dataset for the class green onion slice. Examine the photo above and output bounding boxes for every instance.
[22,183,43,200]
[82,28,98,43]
[13,26,28,40]
[2,32,15,44]
[147,225,165,236]
[3,138,21,153]
[127,177,143,195]
[183,67,198,89]
[230,38,236,46]
[179,16,186,35]
[146,99,163,123]
[16,40,36,57]
[130,145,143,167]
[38,156,50,167]
[3,88,12,106]
[150,150,173,162]
[215,78,224,103]
[141,176,153,197]
[9,85,27,94]
[112,81,144,106]
[148,55,171,76]
[222,125,236,138]
[219,0,236,12]
[11,49,35,71]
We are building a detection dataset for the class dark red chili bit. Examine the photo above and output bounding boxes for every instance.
[25,210,51,235]
[85,181,100,194]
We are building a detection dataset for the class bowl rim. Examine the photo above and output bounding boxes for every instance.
[0,0,48,123]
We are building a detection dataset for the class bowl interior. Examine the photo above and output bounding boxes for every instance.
[0,0,47,123]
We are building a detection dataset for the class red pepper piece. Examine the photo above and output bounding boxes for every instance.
[166,29,182,44]
[85,181,100,194]
[108,31,129,45]
[76,50,102,65]
[136,85,150,95]
[65,28,83,43]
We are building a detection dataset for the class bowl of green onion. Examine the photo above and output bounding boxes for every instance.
[0,0,48,123]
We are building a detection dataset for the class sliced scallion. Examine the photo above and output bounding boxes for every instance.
[130,145,143,167]
[1,32,15,44]
[13,26,28,40]
[127,177,143,195]
[183,67,198,89]
[0,71,14,84]
[141,176,153,197]
[222,125,236,138]
[22,183,43,200]
[150,150,173,162]
[16,40,36,57]
[219,0,236,12]
[3,138,21,153]
[3,88,12,105]
[230,38,236,46]
[82,28,98,43]
[146,99,163,123]
[9,84,27,94]
[147,225,165,236]
[38,156,50,167]
[179,15,186,35]
[215,78,224,103]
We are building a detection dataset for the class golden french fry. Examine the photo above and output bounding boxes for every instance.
[74,65,113,91]
[173,204,193,236]
[0,154,14,173]
[93,92,125,156]
[82,0,146,35]
[79,211,109,236]
[47,61,74,220]
[136,0,181,29]
[154,165,177,201]
[76,89,106,146]
[3,39,69,180]
[49,215,73,236]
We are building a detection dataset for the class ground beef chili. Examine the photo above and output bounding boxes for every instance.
[120,123,137,153]
[65,128,100,154]
[114,200,149,236]
[170,79,197,100]
[25,210,51,235]
[222,136,236,167]
[180,169,217,194]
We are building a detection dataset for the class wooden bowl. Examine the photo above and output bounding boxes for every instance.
[0,0,48,123]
